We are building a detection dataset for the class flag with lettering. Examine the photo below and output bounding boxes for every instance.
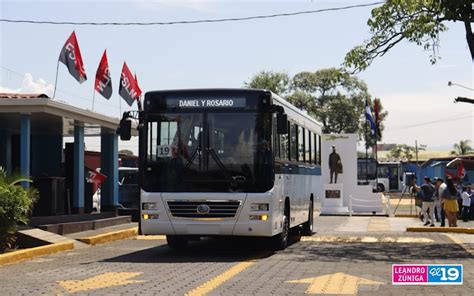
[95,50,112,99]
[58,31,87,83]
[119,62,140,106]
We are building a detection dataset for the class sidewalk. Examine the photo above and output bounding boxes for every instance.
[314,215,474,234]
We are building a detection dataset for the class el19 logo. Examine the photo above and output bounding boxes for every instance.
[427,265,462,284]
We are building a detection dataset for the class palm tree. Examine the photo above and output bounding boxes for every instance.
[451,140,473,156]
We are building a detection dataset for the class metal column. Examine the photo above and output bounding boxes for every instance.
[100,131,119,212]
[20,114,31,187]
[73,123,85,214]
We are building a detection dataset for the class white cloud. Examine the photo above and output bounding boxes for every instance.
[0,73,54,96]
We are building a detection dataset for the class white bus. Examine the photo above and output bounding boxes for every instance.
[119,89,323,250]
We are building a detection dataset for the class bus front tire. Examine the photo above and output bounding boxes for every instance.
[166,235,188,249]
[301,200,314,236]
[272,214,289,251]
[377,184,385,192]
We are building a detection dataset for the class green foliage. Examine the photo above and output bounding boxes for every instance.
[244,68,387,140]
[244,71,290,96]
[119,149,134,156]
[0,168,37,252]
[388,144,426,161]
[344,0,474,73]
[450,139,473,156]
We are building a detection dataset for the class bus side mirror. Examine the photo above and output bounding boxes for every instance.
[277,113,288,134]
[118,118,132,141]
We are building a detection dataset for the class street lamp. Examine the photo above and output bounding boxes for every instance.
[448,81,474,91]
[448,81,473,104]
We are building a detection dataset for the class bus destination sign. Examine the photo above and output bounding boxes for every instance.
[167,97,247,108]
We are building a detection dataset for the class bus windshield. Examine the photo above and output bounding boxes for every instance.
[143,112,273,192]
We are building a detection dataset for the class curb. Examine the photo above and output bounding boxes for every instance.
[0,241,74,266]
[406,227,474,234]
[78,227,138,245]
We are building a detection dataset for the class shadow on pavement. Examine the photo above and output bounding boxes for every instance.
[286,242,473,263]
[100,236,282,264]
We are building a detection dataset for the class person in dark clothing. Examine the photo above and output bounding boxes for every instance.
[329,145,342,184]
[417,176,436,226]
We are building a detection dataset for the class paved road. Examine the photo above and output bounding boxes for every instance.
[1,219,473,295]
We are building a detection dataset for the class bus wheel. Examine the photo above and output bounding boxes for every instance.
[377,184,385,192]
[166,235,188,249]
[301,199,313,236]
[272,213,289,251]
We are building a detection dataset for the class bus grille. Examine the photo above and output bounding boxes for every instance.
[167,200,241,218]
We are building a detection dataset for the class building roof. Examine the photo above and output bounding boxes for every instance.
[0,93,135,136]
[0,93,49,99]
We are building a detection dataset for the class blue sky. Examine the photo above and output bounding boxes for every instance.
[0,0,472,152]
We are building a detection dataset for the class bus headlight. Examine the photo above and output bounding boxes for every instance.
[249,215,269,221]
[250,203,269,211]
[142,202,157,210]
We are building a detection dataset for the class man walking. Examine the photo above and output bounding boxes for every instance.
[418,177,436,227]
[329,145,342,184]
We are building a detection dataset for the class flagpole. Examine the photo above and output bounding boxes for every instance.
[365,99,368,184]
[92,88,96,111]
[119,95,122,118]
[52,60,60,99]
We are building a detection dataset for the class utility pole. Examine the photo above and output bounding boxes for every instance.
[415,140,419,165]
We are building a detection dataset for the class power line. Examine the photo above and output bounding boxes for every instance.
[385,113,474,133]
[0,2,384,26]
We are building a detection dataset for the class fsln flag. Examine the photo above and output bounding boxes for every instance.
[95,50,112,99]
[134,73,142,98]
[119,62,141,106]
[58,31,87,83]
[365,101,377,136]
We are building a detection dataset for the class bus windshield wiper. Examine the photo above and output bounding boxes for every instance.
[184,146,201,169]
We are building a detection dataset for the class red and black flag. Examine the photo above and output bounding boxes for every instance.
[58,31,87,83]
[119,62,141,106]
[95,50,112,99]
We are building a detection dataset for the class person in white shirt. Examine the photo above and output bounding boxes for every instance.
[461,186,471,222]
[435,178,447,227]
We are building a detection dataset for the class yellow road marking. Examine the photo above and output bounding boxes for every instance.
[301,236,433,243]
[135,235,167,240]
[287,272,384,295]
[185,256,263,296]
[444,233,474,256]
[57,272,144,293]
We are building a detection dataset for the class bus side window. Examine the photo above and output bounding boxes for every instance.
[305,129,311,164]
[290,123,298,161]
[317,134,322,165]
[298,125,304,163]
[279,120,289,161]
[273,114,280,159]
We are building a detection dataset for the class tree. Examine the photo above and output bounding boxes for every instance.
[244,71,290,96]
[388,144,426,161]
[451,139,473,155]
[344,0,474,73]
[245,68,389,139]
[119,149,134,156]
[291,68,370,135]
